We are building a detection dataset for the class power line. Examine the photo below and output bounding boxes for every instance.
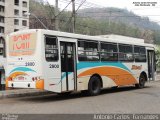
[29,17,111,33]
[30,16,160,33]
[62,0,87,32]
[45,0,56,17]
[55,0,72,17]
[59,0,103,8]
[5,14,160,18]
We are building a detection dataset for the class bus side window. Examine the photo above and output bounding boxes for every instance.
[45,36,58,61]
[100,42,118,61]
[119,44,134,62]
[134,46,146,62]
[78,40,99,61]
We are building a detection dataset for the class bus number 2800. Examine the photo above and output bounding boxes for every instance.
[49,64,59,68]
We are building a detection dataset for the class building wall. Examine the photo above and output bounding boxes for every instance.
[0,0,29,90]
[5,0,29,35]
[4,0,15,35]
[0,0,29,55]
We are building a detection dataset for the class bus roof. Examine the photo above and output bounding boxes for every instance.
[98,34,145,43]
[8,29,154,48]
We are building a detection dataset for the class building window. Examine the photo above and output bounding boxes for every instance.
[45,36,58,61]
[78,40,99,61]
[0,38,3,44]
[22,11,27,17]
[22,20,27,26]
[100,42,118,61]
[0,26,4,33]
[14,29,19,32]
[119,44,134,61]
[22,1,27,7]
[0,16,4,23]
[14,0,19,6]
[0,0,5,2]
[0,5,4,13]
[134,46,146,62]
[14,19,19,25]
[14,9,19,16]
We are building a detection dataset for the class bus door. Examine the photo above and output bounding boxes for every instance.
[147,50,155,81]
[60,39,77,92]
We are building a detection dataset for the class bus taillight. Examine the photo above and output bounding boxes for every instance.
[32,77,35,81]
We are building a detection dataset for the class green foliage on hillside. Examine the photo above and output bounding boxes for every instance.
[29,0,160,44]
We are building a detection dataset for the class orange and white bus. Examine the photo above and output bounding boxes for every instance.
[6,29,156,95]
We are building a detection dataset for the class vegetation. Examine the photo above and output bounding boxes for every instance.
[29,0,160,44]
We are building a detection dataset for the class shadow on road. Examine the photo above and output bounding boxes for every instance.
[18,85,152,102]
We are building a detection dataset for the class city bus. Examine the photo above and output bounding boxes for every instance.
[6,29,156,95]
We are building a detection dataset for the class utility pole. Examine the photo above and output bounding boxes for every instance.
[72,0,75,33]
[55,0,59,31]
[109,11,112,29]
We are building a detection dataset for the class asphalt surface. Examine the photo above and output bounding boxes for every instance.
[0,81,160,114]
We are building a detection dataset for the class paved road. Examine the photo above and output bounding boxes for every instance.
[0,81,160,114]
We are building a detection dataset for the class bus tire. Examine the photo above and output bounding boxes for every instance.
[88,76,101,96]
[135,74,146,89]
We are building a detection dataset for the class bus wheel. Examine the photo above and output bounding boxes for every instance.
[135,74,146,89]
[88,76,101,96]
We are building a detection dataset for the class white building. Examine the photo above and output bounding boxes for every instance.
[0,0,29,90]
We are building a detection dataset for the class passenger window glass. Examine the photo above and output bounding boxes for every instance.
[134,46,146,62]
[119,44,133,61]
[45,36,58,61]
[78,40,99,61]
[101,42,118,61]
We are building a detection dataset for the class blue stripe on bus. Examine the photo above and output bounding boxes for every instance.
[61,62,131,81]
[77,62,131,72]
[9,67,36,74]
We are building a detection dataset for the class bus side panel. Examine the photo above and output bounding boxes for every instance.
[76,62,148,91]
[124,63,148,83]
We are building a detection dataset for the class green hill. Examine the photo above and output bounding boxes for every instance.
[29,0,160,44]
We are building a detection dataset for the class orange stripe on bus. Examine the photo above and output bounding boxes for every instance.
[78,66,138,86]
[9,72,27,79]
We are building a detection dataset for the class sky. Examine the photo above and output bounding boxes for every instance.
[47,0,160,24]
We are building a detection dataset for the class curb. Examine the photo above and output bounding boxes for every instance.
[0,90,52,99]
